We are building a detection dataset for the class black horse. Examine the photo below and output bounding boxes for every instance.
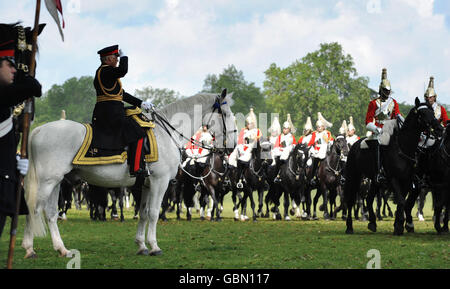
[232,140,266,222]
[274,143,310,220]
[344,98,443,235]
[315,135,349,220]
[405,123,450,234]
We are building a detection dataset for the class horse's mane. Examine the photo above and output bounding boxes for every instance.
[159,93,219,118]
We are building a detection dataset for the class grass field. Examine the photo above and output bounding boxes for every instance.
[0,192,448,269]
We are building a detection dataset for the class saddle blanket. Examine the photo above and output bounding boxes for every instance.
[72,108,158,165]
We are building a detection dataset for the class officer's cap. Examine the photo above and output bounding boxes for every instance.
[0,39,16,66]
[97,45,119,57]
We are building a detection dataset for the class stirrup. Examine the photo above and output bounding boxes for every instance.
[236,180,243,189]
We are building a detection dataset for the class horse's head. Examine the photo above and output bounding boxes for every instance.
[332,135,349,161]
[0,22,45,77]
[293,143,309,168]
[409,97,443,138]
[206,89,237,154]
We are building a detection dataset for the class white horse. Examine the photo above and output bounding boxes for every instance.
[22,91,236,258]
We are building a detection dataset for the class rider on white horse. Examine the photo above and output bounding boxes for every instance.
[92,45,153,178]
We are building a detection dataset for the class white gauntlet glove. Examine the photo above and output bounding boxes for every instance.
[119,49,126,57]
[141,100,154,112]
[366,122,382,135]
[16,156,29,176]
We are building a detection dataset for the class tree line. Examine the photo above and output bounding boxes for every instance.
[34,42,439,138]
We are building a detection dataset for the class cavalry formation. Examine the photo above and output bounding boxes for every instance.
[1,22,449,262]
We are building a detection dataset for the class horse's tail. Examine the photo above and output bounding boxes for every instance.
[24,127,47,237]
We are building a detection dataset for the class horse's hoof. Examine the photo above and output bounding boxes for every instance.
[405,223,415,233]
[289,209,295,216]
[24,251,37,259]
[368,223,377,232]
[150,250,163,256]
[345,228,354,234]
[137,249,149,256]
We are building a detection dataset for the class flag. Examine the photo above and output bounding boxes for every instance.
[45,0,65,41]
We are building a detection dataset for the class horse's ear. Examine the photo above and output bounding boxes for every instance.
[220,88,227,100]
[30,24,46,36]
[415,97,420,107]
[38,23,46,35]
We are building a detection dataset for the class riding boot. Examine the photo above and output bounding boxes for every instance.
[128,138,148,177]
[274,159,285,183]
[236,161,244,189]
[273,157,281,183]
[310,158,319,186]
[374,142,386,184]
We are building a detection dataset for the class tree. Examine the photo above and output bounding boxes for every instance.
[34,76,96,128]
[134,86,183,109]
[264,42,372,136]
[202,65,266,116]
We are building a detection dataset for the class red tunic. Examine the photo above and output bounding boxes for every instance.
[365,97,401,128]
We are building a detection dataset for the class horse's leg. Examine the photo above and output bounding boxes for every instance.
[404,182,419,233]
[312,189,321,220]
[283,190,290,221]
[391,179,407,236]
[366,182,378,233]
[257,187,264,217]
[376,190,383,221]
[248,187,258,222]
[135,189,150,255]
[432,186,446,234]
[145,176,172,256]
[22,178,65,258]
[303,187,312,220]
[45,182,70,257]
[119,189,125,222]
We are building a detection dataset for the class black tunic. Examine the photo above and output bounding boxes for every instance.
[0,76,40,216]
[92,56,145,150]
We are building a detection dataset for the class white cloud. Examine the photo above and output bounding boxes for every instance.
[2,0,450,106]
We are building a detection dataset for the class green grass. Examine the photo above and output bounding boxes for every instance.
[0,192,448,269]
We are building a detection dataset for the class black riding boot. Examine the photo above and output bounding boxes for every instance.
[128,138,148,177]
[310,158,320,186]
[374,142,386,184]
[274,158,286,183]
[236,160,248,188]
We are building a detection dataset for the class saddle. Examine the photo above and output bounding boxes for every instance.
[72,108,158,165]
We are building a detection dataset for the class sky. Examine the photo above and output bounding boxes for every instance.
[2,0,450,105]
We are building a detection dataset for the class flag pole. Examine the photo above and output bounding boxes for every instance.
[6,0,41,269]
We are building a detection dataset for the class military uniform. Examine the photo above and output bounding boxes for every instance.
[365,68,401,184]
[0,41,41,236]
[419,77,448,148]
[92,45,147,176]
[365,69,401,132]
